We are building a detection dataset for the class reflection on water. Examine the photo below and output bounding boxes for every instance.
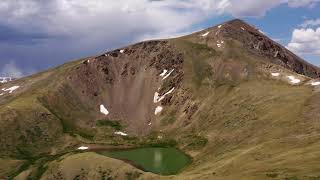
[154,149,162,169]
[98,147,191,175]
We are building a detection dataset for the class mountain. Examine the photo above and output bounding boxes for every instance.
[1,19,320,180]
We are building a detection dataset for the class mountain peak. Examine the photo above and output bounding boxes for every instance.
[188,19,320,78]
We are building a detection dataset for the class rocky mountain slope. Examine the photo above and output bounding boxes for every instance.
[1,19,320,180]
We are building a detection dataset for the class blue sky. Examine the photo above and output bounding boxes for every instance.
[0,0,319,77]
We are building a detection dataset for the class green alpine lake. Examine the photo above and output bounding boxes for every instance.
[98,147,191,175]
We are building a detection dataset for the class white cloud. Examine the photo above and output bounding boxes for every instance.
[287,0,319,7]
[287,28,320,56]
[223,0,319,17]
[299,18,320,28]
[0,0,317,39]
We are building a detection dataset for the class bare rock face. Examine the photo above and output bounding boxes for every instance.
[42,40,184,135]
[218,19,320,78]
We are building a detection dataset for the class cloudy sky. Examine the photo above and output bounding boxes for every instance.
[0,0,320,77]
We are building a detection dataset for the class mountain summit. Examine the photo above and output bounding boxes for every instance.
[190,19,320,78]
[1,19,320,179]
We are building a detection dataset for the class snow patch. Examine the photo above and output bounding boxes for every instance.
[148,122,152,126]
[153,92,160,103]
[259,30,265,34]
[0,77,13,83]
[287,76,301,84]
[77,146,89,150]
[2,86,20,93]
[0,93,3,96]
[311,81,320,86]
[120,49,125,53]
[114,131,128,136]
[218,25,222,28]
[271,73,280,77]
[153,87,175,103]
[100,104,109,115]
[159,69,168,77]
[201,32,210,37]
[162,69,174,80]
[155,106,163,115]
[217,44,221,48]
[241,27,245,31]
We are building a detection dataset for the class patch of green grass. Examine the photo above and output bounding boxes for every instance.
[8,152,73,180]
[284,176,299,180]
[186,136,208,150]
[173,40,216,90]
[6,161,32,180]
[30,165,48,180]
[38,96,94,140]
[266,173,278,178]
[96,120,122,130]
[180,135,208,150]
[192,59,213,88]
[125,171,142,180]
[141,138,178,148]
[185,41,214,52]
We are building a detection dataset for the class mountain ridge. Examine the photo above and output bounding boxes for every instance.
[1,19,320,180]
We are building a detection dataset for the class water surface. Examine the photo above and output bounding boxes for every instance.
[98,147,191,175]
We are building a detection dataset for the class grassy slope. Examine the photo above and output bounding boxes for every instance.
[167,39,320,179]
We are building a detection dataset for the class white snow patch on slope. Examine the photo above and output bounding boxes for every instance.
[287,76,301,84]
[0,77,13,84]
[77,146,89,150]
[162,69,174,80]
[271,73,280,77]
[218,25,222,28]
[311,81,320,86]
[100,104,109,115]
[160,69,168,77]
[153,92,160,103]
[155,106,163,115]
[2,86,20,93]
[217,44,221,48]
[114,131,128,136]
[153,87,175,103]
[120,49,125,53]
[201,32,209,37]
[0,93,3,96]
[241,27,245,31]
